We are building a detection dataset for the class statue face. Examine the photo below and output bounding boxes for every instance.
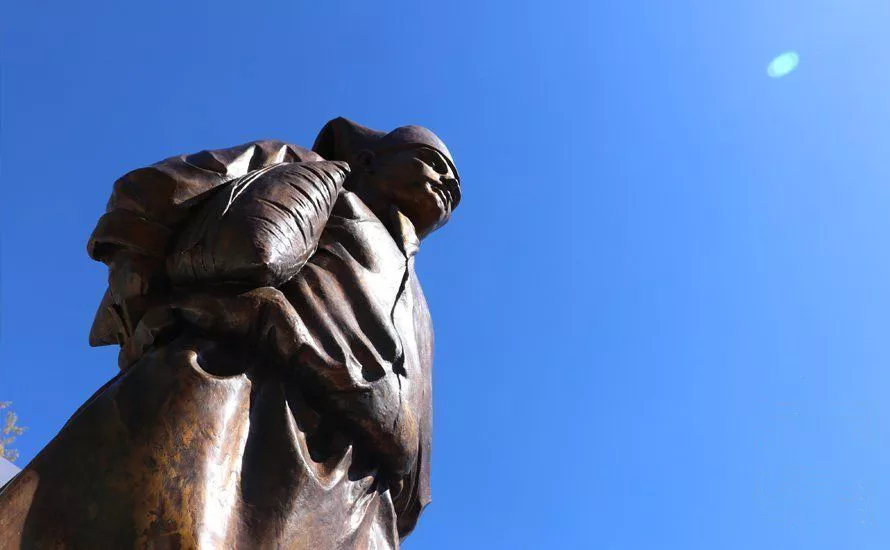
[365,146,460,238]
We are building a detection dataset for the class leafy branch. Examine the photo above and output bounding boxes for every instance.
[0,402,26,463]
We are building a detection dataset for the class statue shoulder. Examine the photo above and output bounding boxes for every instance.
[329,190,378,222]
[105,140,323,223]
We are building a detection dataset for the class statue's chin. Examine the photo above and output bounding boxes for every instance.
[416,214,451,239]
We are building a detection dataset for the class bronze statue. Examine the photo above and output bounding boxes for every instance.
[0,118,461,549]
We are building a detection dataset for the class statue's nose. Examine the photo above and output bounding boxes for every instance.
[442,177,461,207]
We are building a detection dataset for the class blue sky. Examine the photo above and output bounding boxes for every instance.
[3,1,890,548]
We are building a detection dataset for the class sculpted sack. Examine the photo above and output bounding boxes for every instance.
[167,161,349,288]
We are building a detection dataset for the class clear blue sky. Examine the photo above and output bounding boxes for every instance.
[3,1,890,548]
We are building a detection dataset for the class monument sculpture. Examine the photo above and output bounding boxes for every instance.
[0,117,461,549]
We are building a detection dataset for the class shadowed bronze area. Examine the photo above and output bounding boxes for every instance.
[0,118,461,549]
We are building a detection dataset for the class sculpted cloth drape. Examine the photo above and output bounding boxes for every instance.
[0,140,433,549]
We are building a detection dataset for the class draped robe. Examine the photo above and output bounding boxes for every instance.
[0,141,433,549]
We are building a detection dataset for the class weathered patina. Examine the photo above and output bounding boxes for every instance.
[0,118,460,549]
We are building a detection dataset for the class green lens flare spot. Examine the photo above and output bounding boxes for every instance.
[768,51,800,78]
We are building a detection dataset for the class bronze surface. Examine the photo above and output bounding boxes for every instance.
[0,118,460,549]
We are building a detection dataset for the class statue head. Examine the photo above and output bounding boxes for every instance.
[313,117,461,238]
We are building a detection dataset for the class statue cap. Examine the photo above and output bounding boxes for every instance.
[313,117,459,181]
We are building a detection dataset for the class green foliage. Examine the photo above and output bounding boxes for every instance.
[0,402,26,463]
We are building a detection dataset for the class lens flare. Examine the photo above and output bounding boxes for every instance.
[768,52,799,78]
